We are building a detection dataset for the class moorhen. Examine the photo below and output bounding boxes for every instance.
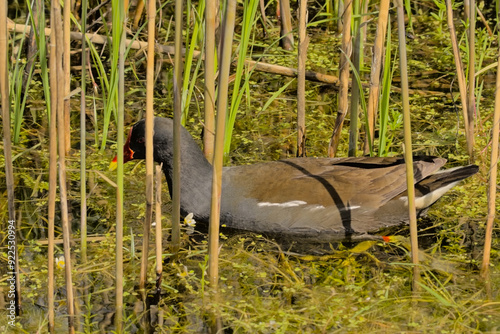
[113,117,478,241]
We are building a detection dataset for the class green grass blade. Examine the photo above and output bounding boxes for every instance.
[224,0,259,155]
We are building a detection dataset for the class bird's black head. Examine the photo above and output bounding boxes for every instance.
[115,118,175,165]
[124,119,147,161]
[110,118,151,167]
[111,117,205,172]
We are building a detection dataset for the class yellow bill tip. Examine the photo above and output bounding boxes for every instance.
[109,157,118,171]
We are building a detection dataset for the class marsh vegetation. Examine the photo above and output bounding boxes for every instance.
[1,0,499,332]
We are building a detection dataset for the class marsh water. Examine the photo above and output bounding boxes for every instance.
[1,1,500,332]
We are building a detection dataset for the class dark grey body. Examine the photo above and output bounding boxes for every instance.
[126,117,478,241]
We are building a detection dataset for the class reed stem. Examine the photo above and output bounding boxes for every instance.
[395,0,419,291]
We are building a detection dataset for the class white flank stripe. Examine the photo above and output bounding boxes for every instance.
[258,200,307,208]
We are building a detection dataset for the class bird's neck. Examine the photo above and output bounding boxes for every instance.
[160,141,213,221]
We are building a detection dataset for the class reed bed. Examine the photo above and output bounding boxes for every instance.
[1,0,499,332]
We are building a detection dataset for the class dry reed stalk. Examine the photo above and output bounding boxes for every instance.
[79,4,88,255]
[155,164,163,298]
[1,0,22,318]
[259,0,268,35]
[23,0,40,91]
[475,5,493,37]
[348,0,362,157]
[8,22,341,86]
[80,0,89,321]
[241,59,338,84]
[133,0,145,29]
[481,49,500,279]
[165,56,340,85]
[203,0,217,161]
[138,0,156,327]
[329,0,352,157]
[146,0,157,245]
[336,0,344,32]
[7,20,194,56]
[365,0,390,155]
[446,0,470,153]
[279,0,294,50]
[52,1,76,330]
[140,0,157,281]
[467,0,476,159]
[171,0,184,257]
[64,0,71,154]
[114,0,126,330]
[208,3,237,331]
[297,0,308,157]
[395,0,419,291]
[210,0,237,287]
[464,0,470,21]
[47,17,57,331]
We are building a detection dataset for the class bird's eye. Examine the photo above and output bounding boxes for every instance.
[137,137,145,144]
